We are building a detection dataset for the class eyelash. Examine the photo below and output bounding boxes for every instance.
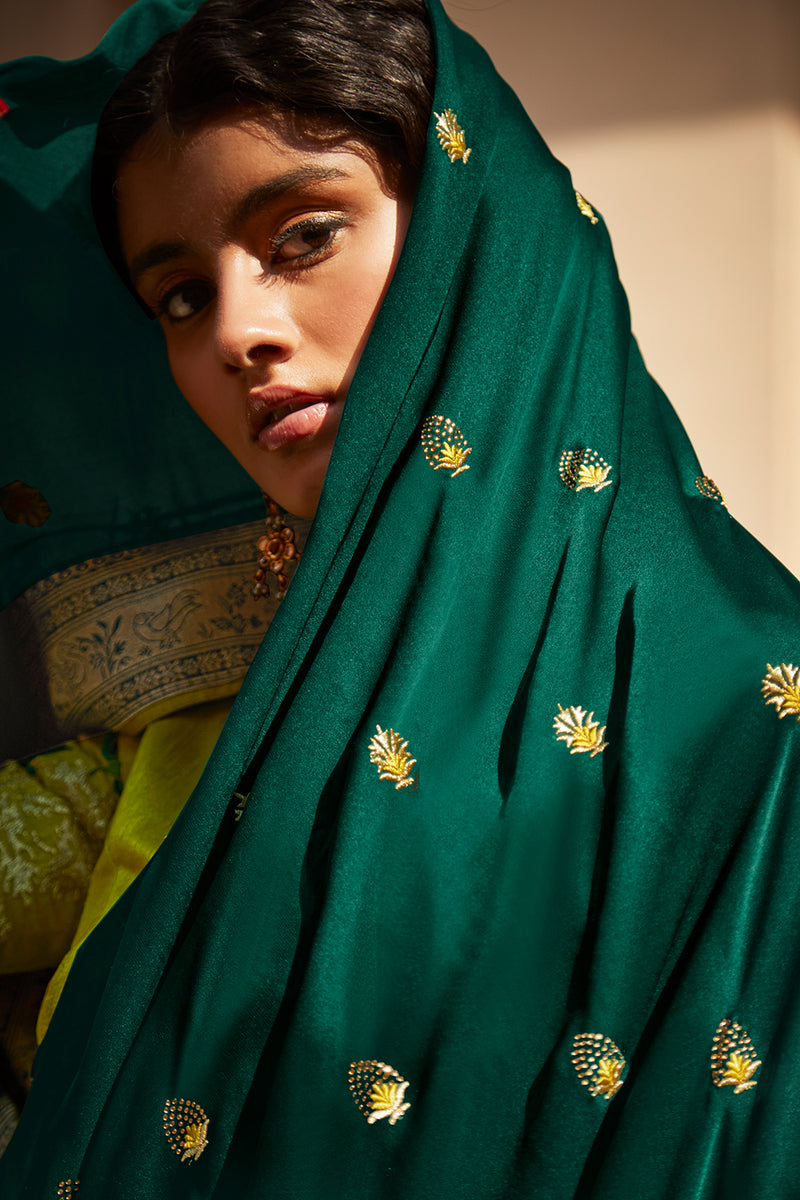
[153,213,349,323]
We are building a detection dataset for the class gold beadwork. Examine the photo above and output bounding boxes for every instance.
[554,705,608,757]
[575,191,599,224]
[710,1019,761,1093]
[163,1098,210,1163]
[571,1033,625,1098]
[559,448,612,493]
[56,1183,79,1198]
[761,663,800,721]
[252,496,301,600]
[434,109,471,163]
[349,1060,411,1124]
[695,475,727,508]
[420,415,472,476]
[368,726,418,790]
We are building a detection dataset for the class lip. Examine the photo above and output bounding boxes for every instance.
[247,387,333,451]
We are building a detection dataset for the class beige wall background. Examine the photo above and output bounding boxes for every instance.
[4,0,799,573]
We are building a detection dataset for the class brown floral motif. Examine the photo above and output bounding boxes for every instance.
[1,480,51,527]
[3,521,288,750]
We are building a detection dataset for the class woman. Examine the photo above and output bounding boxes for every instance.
[2,0,799,1195]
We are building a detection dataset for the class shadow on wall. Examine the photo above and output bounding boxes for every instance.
[4,0,800,138]
[444,0,800,140]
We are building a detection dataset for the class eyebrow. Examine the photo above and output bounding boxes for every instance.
[128,164,351,285]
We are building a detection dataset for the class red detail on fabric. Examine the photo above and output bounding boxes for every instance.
[0,98,9,118]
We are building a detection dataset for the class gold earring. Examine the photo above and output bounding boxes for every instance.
[252,496,301,601]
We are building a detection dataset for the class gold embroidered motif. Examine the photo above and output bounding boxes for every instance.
[434,109,472,163]
[163,1098,210,1162]
[232,790,249,822]
[349,1060,411,1124]
[571,1033,626,1098]
[0,479,52,527]
[761,663,800,721]
[56,1183,80,1198]
[711,1019,761,1093]
[559,448,612,493]
[368,726,418,790]
[575,191,599,225]
[554,705,608,757]
[420,415,472,476]
[695,475,727,508]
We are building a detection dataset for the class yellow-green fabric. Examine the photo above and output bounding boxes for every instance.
[3,0,800,1197]
[0,739,123,974]
[35,699,233,1042]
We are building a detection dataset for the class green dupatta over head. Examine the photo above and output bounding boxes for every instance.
[3,0,800,1195]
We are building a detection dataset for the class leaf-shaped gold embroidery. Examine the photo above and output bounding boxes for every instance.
[553,705,608,757]
[710,1019,761,1094]
[368,726,418,789]
[559,448,612,492]
[434,108,472,163]
[370,1081,401,1111]
[761,663,800,721]
[420,415,472,476]
[349,1060,411,1124]
[721,1053,760,1091]
[163,1098,210,1163]
[575,190,599,224]
[571,1033,626,1099]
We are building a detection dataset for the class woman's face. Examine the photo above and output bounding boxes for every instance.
[117,115,412,518]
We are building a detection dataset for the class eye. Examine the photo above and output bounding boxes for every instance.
[158,280,214,322]
[270,215,348,268]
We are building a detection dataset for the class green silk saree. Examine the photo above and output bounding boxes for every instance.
[2,1,800,1196]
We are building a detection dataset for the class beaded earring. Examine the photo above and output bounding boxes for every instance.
[252,496,301,600]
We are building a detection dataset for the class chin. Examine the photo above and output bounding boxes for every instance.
[253,461,328,521]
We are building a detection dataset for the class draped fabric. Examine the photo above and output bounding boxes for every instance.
[0,0,260,613]
[2,1,800,1196]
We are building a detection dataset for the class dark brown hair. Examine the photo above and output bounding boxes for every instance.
[92,0,435,283]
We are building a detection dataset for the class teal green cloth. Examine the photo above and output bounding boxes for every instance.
[0,0,260,609]
[3,1,800,1196]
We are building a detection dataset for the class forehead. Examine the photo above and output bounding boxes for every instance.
[115,114,387,270]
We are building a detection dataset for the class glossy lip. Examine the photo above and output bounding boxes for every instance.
[247,386,335,452]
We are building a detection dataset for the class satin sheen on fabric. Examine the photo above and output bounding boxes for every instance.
[2,0,800,1196]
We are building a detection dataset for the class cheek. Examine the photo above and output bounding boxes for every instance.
[329,237,399,351]
[166,344,226,431]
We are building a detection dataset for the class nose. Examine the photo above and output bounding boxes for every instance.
[214,253,300,370]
